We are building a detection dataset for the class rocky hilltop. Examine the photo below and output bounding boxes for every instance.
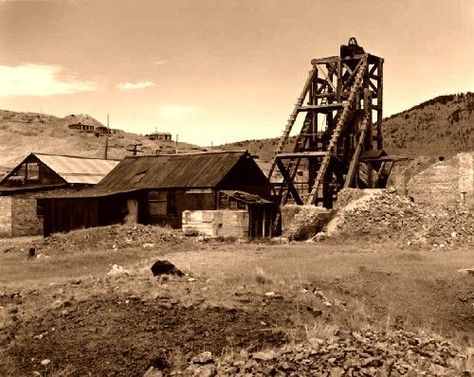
[0,110,196,175]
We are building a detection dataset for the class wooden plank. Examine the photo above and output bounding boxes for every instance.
[298,103,344,112]
[277,152,327,158]
[311,56,340,65]
[344,115,370,188]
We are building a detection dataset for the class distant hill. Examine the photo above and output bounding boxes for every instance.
[382,92,473,157]
[0,110,197,175]
[217,92,474,161]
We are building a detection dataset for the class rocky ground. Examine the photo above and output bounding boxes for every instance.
[0,224,473,376]
[182,330,469,377]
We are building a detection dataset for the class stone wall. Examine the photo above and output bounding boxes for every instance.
[408,152,474,208]
[0,196,12,237]
[11,197,43,236]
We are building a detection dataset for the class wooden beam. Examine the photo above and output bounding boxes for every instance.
[277,151,327,158]
[298,103,344,112]
[276,159,304,205]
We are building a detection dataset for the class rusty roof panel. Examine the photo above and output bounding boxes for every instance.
[97,151,251,191]
[34,153,120,184]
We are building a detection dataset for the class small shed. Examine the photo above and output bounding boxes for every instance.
[0,153,120,237]
[40,151,275,236]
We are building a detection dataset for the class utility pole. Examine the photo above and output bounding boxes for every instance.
[104,114,110,160]
[127,143,143,156]
[175,134,179,154]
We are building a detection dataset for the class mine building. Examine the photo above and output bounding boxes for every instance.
[39,151,276,237]
[0,153,120,237]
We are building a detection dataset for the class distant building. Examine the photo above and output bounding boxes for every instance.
[67,123,96,133]
[65,114,118,135]
[0,153,120,237]
[146,132,172,141]
[39,151,276,237]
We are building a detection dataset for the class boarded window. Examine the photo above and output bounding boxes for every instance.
[148,191,167,215]
[26,163,39,180]
[148,191,177,215]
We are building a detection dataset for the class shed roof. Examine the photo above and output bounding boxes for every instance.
[36,153,120,184]
[1,153,120,185]
[97,150,254,191]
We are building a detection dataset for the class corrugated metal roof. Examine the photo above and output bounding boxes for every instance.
[34,153,120,184]
[97,151,252,191]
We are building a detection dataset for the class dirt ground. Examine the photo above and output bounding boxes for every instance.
[0,234,473,376]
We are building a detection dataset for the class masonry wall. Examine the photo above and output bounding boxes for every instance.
[0,196,12,237]
[11,197,43,236]
[408,152,474,208]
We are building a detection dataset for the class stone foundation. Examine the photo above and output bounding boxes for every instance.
[0,196,13,237]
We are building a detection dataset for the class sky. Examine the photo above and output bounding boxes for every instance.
[0,0,473,146]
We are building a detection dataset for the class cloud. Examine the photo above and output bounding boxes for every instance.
[158,104,202,121]
[117,81,157,91]
[0,64,96,97]
[154,60,167,66]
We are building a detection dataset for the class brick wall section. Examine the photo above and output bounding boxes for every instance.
[11,197,43,236]
[0,196,12,237]
[8,188,88,237]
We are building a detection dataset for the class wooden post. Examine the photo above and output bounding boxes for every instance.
[104,114,109,160]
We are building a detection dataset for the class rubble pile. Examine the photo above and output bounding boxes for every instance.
[282,205,333,241]
[182,330,469,376]
[36,224,185,253]
[318,189,474,249]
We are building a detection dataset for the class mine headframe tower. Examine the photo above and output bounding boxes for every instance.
[269,38,397,211]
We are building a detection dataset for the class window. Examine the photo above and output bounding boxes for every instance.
[148,191,167,215]
[26,163,39,180]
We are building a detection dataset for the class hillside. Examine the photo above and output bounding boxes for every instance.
[0,110,197,175]
[217,92,474,161]
[383,92,473,156]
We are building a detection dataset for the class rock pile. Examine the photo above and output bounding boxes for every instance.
[182,330,470,376]
[46,224,186,252]
[282,205,333,241]
[7,224,186,254]
[317,189,474,249]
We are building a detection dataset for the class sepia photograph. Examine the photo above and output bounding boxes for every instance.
[0,0,473,375]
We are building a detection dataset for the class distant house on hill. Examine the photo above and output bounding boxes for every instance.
[65,114,117,135]
[0,153,120,237]
[39,151,276,237]
[146,132,172,141]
